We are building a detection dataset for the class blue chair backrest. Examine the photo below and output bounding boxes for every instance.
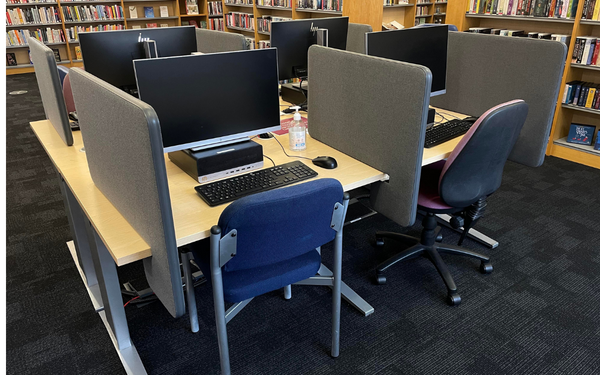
[57,65,69,88]
[217,178,344,272]
[413,23,458,32]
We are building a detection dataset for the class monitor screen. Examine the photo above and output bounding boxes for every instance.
[271,17,349,80]
[366,25,448,96]
[134,49,281,152]
[79,26,197,90]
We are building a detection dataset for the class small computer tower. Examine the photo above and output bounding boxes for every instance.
[168,140,264,183]
[281,83,307,106]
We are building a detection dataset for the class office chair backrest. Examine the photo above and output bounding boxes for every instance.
[413,23,458,31]
[439,100,529,208]
[347,23,372,54]
[28,37,73,146]
[69,68,185,318]
[57,65,69,88]
[195,28,248,53]
[308,45,431,227]
[217,178,344,272]
[429,32,567,167]
[62,73,76,114]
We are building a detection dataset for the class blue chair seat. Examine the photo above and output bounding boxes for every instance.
[193,246,321,303]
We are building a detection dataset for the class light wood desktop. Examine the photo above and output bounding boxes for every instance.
[30,106,467,266]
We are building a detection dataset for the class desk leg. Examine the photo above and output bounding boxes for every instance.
[317,264,375,317]
[85,220,147,375]
[435,214,499,249]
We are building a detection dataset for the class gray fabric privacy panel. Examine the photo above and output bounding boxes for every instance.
[346,23,372,54]
[429,32,567,167]
[308,45,431,227]
[69,68,185,318]
[28,37,73,146]
[195,28,248,53]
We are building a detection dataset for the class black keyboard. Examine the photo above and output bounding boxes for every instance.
[194,160,318,207]
[424,119,475,148]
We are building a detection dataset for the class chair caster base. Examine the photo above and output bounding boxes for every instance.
[447,293,461,306]
[375,237,385,247]
[375,273,386,285]
[480,261,493,274]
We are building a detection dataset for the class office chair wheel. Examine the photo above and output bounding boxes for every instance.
[447,293,461,306]
[375,236,385,247]
[435,233,443,242]
[480,261,493,274]
[375,274,387,285]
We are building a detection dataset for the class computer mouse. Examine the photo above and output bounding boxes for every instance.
[312,156,338,169]
[463,116,479,123]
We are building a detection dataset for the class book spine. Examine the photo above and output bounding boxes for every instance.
[586,87,596,107]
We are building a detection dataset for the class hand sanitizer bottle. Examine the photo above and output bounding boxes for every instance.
[288,106,306,151]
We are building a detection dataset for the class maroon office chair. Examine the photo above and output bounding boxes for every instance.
[375,100,529,306]
[63,72,77,114]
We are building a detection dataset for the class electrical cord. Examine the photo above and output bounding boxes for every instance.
[263,154,276,167]
[269,133,313,161]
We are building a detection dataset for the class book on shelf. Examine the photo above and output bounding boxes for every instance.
[146,22,158,28]
[144,6,154,18]
[159,6,169,17]
[296,0,342,11]
[189,19,199,27]
[582,0,600,20]
[563,80,600,110]
[6,53,18,66]
[61,5,124,22]
[129,6,138,18]
[225,12,254,30]
[75,45,82,60]
[28,49,33,64]
[258,0,292,6]
[132,25,142,29]
[382,20,405,30]
[187,0,199,14]
[595,130,600,150]
[469,27,492,33]
[6,28,66,46]
[160,23,169,27]
[567,123,596,145]
[6,6,61,25]
[51,48,60,62]
[467,0,578,18]
[572,37,600,66]
[208,1,223,15]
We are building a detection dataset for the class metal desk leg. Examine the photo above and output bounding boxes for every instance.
[85,220,147,375]
[435,214,499,249]
[57,175,104,311]
[317,264,374,317]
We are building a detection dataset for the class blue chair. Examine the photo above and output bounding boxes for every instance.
[57,65,69,88]
[185,178,349,375]
[413,23,458,31]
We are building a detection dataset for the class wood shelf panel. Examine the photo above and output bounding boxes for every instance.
[562,103,600,116]
[465,13,576,24]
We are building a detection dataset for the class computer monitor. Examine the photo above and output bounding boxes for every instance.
[365,25,448,96]
[79,26,197,91]
[271,17,349,80]
[133,49,281,153]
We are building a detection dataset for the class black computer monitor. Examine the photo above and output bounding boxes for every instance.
[271,17,349,80]
[366,25,448,96]
[79,26,197,91]
[133,49,281,152]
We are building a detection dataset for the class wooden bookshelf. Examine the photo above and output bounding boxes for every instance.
[447,0,600,169]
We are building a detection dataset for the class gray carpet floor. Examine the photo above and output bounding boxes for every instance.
[6,73,600,374]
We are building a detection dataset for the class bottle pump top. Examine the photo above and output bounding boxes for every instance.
[291,106,302,122]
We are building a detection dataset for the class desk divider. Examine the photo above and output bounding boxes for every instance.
[69,68,185,319]
[429,32,567,168]
[346,23,373,55]
[195,28,249,53]
[307,45,432,227]
[28,37,73,147]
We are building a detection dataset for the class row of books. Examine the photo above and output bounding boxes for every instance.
[225,11,254,30]
[297,0,342,11]
[6,0,56,4]
[257,15,291,33]
[182,19,207,27]
[61,5,123,22]
[258,39,270,48]
[468,27,571,41]
[258,0,292,6]
[128,6,169,19]
[6,7,61,25]
[582,0,600,20]
[208,1,223,15]
[225,0,253,4]
[208,17,224,30]
[467,0,579,18]
[572,37,600,66]
[563,80,600,110]
[6,27,65,46]
[384,0,411,5]
[245,36,255,49]
[130,23,170,28]
[65,23,123,40]
[415,7,428,15]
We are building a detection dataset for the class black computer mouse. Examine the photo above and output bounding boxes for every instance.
[463,116,479,123]
[312,156,338,169]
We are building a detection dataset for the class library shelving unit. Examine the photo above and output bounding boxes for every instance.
[383,0,447,30]
[446,0,600,168]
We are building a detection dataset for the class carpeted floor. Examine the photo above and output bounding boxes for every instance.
[6,73,600,375]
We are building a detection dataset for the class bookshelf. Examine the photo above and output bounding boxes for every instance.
[382,0,447,31]
[446,0,600,169]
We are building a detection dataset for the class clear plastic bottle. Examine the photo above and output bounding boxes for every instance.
[288,106,306,151]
